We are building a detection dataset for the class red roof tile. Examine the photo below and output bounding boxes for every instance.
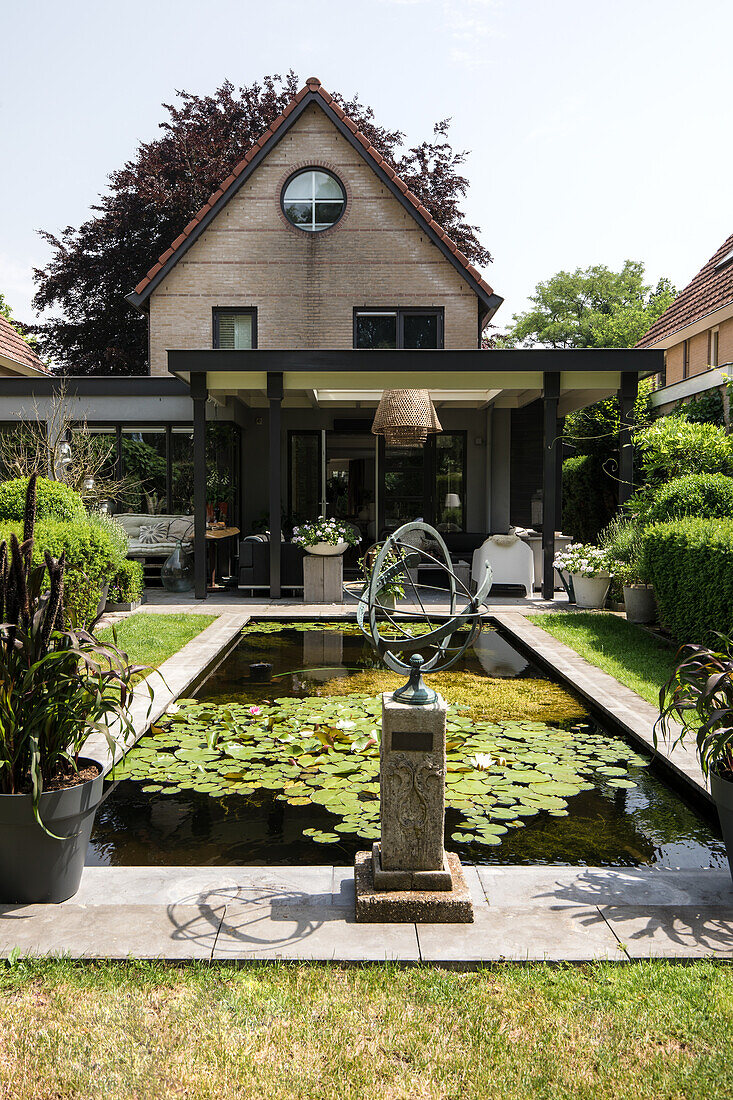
[637,230,733,346]
[131,78,496,304]
[0,314,48,374]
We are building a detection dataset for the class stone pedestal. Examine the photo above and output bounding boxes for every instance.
[303,553,344,604]
[355,691,473,923]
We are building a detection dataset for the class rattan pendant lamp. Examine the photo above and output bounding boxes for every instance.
[371,390,442,447]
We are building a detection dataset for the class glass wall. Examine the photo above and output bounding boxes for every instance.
[74,423,240,525]
[383,432,465,532]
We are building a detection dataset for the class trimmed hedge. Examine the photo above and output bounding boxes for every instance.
[0,477,87,524]
[641,518,733,644]
[562,455,616,543]
[0,516,128,628]
[644,473,733,525]
[109,559,144,604]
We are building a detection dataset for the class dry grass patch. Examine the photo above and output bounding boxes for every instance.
[0,961,729,1098]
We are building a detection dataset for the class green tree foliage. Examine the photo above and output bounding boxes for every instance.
[33,74,491,374]
[502,261,675,349]
[0,292,36,345]
[561,382,653,541]
[635,418,733,486]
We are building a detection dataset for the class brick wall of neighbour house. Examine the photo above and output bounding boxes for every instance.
[148,104,480,375]
[663,316,733,386]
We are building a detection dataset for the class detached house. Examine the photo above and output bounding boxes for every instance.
[0,315,47,377]
[637,230,733,421]
[0,78,660,599]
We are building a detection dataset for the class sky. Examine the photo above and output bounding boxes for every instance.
[1,0,732,332]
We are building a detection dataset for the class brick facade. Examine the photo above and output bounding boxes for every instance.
[148,104,480,375]
[663,315,733,386]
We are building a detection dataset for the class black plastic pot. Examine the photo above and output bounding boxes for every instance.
[0,758,103,903]
[711,769,733,885]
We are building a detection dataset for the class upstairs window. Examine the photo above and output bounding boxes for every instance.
[213,308,257,349]
[710,327,719,368]
[282,168,345,232]
[355,308,443,349]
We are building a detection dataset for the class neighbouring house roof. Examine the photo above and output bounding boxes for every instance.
[637,230,733,347]
[126,77,502,322]
[0,314,48,375]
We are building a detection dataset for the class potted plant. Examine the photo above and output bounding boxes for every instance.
[0,474,147,903]
[601,518,657,624]
[552,543,613,609]
[359,543,405,610]
[657,636,733,882]
[292,517,361,557]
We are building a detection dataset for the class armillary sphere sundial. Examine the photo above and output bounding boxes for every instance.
[350,521,493,924]
[353,521,493,704]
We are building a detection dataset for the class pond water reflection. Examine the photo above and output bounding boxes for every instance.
[87,621,726,869]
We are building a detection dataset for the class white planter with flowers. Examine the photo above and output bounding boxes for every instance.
[553,544,613,609]
[292,517,361,556]
[307,541,348,557]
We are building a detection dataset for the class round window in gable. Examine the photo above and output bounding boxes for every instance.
[281,168,346,232]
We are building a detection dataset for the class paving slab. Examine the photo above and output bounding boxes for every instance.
[0,903,223,960]
[417,905,624,962]
[601,905,733,958]
[478,866,733,909]
[212,902,420,960]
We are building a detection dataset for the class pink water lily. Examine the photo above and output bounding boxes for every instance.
[247,705,262,716]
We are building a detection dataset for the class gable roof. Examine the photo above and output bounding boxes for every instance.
[0,314,48,375]
[126,77,502,323]
[637,230,733,347]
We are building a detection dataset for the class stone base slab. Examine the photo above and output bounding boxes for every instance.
[371,843,453,891]
[355,850,474,923]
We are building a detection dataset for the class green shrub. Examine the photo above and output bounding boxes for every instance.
[600,516,646,585]
[0,516,125,629]
[109,559,144,604]
[674,388,726,426]
[644,473,733,524]
[562,454,616,543]
[0,476,87,524]
[641,518,733,643]
[636,419,733,485]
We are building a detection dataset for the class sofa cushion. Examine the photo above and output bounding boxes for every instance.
[138,521,169,545]
[168,516,194,541]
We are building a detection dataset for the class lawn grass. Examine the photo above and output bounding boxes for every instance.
[0,959,730,1099]
[528,612,677,707]
[97,612,215,673]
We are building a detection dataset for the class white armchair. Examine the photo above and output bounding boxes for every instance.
[471,535,535,597]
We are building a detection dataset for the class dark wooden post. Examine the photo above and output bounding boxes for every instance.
[618,372,639,506]
[555,415,565,533]
[268,372,283,599]
[192,372,208,600]
[542,372,561,600]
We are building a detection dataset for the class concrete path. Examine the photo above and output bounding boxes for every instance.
[1,865,731,962]
[493,612,708,802]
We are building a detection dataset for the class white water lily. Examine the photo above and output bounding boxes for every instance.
[471,752,495,770]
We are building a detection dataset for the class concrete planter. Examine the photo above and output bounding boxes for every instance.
[623,584,657,624]
[105,598,144,613]
[711,769,733,885]
[0,758,104,903]
[306,541,348,557]
[570,572,611,609]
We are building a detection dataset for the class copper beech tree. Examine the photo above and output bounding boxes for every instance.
[33,72,492,375]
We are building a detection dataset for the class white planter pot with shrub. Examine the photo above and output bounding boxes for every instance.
[553,543,613,610]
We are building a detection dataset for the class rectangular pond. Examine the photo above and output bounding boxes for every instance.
[87,619,725,869]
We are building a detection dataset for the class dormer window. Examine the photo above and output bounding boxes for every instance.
[282,168,345,232]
